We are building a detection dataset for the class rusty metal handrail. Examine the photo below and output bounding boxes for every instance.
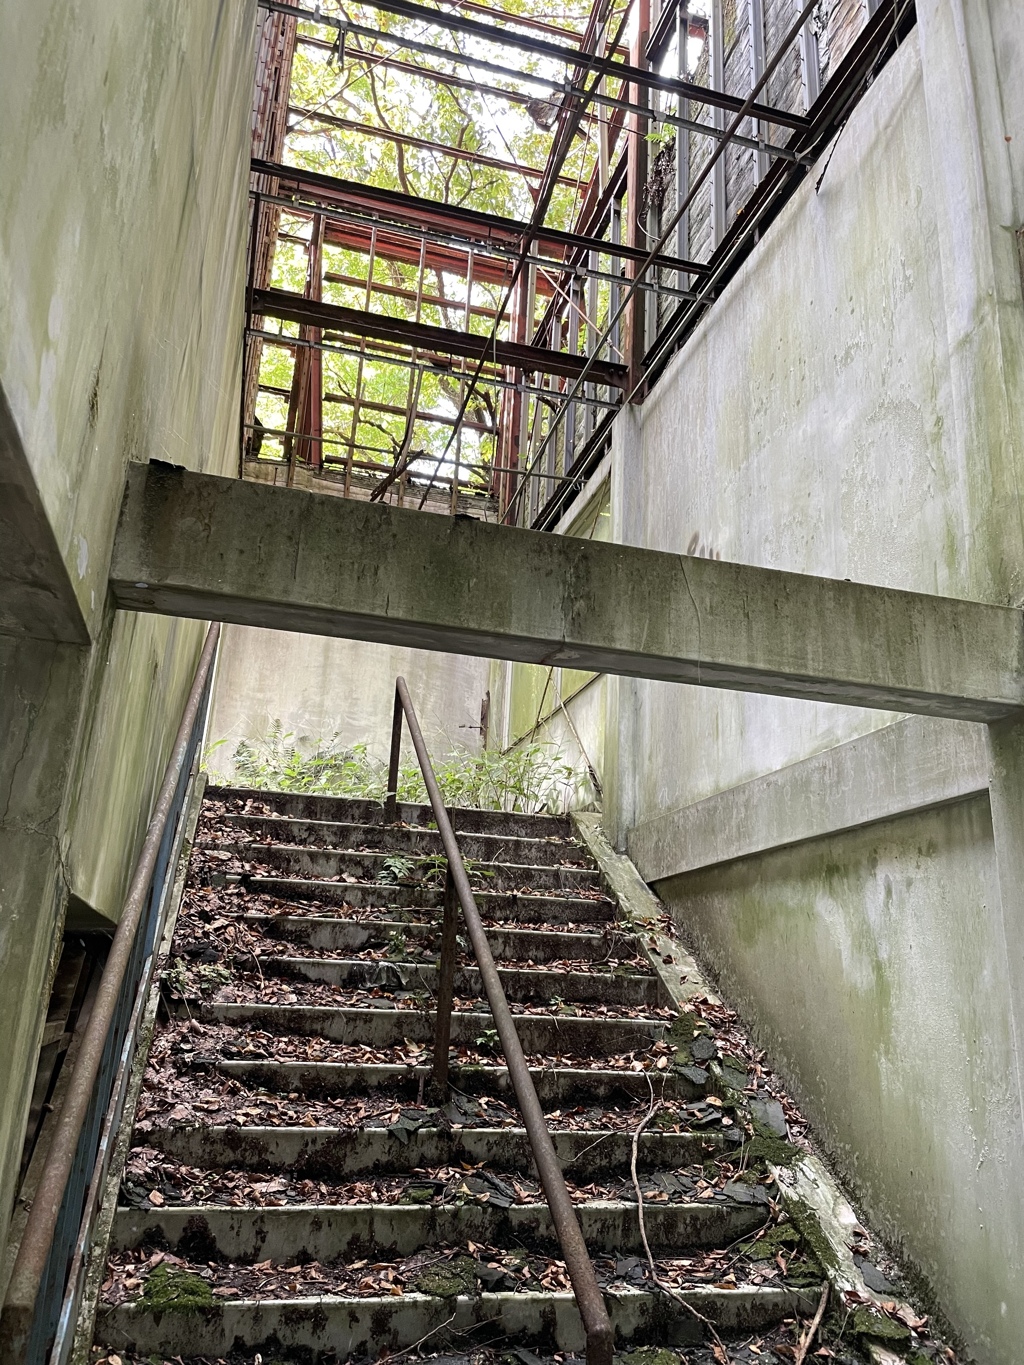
[0,623,221,1365]
[385,676,614,1365]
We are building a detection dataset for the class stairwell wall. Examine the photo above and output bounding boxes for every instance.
[603,6,1024,1362]
[0,0,256,1284]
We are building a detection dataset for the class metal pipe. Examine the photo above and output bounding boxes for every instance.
[0,623,221,1364]
[391,677,614,1365]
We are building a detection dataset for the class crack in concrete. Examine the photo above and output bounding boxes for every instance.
[678,555,702,686]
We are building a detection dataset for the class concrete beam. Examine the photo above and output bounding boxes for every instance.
[110,463,1024,723]
[627,716,990,883]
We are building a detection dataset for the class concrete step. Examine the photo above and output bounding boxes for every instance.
[231,844,605,894]
[143,1124,727,1178]
[212,814,584,865]
[197,1003,667,1055]
[247,877,617,922]
[110,1198,768,1262]
[243,914,639,963]
[215,1060,707,1106]
[97,1284,817,1359]
[207,786,573,839]
[257,957,664,1007]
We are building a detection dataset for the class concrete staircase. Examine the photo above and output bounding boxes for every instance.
[84,788,948,1365]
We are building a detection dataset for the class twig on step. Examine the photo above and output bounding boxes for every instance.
[630,1076,731,1362]
[386,1309,457,1360]
[793,1281,829,1365]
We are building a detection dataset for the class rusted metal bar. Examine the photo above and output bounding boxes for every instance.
[0,623,221,1365]
[390,677,614,1365]
[430,867,460,1096]
[251,287,629,388]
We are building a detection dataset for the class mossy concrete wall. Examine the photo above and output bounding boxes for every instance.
[208,626,492,772]
[606,4,1024,1361]
[0,0,256,1277]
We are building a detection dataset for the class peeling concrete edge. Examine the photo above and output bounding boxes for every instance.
[69,772,207,1365]
[572,811,924,1364]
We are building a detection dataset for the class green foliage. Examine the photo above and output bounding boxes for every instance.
[211,720,590,814]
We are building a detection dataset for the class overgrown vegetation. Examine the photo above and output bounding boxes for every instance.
[207,721,594,815]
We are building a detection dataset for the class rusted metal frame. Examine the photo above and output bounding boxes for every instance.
[258,0,808,129]
[643,0,916,376]
[346,223,379,496]
[709,0,727,248]
[646,0,708,60]
[510,0,824,525]
[624,0,651,398]
[300,212,326,475]
[249,329,621,410]
[252,159,708,276]
[748,0,771,184]
[245,430,498,491]
[675,2,692,288]
[252,288,629,388]
[287,105,576,185]
[385,678,614,1365]
[323,268,498,319]
[259,382,493,433]
[451,248,477,513]
[296,33,538,108]
[0,626,221,1365]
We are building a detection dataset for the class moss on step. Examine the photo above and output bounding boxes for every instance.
[414,1254,476,1298]
[619,1349,686,1365]
[740,1222,803,1261]
[139,1264,213,1314]
[849,1306,912,1345]
[786,1194,840,1275]
[740,1135,801,1168]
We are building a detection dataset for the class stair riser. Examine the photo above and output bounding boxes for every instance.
[260,957,663,1007]
[198,1003,665,1055]
[244,915,632,963]
[143,1125,725,1178]
[97,1286,816,1359]
[237,846,603,894]
[111,1200,767,1261]
[248,877,615,922]
[215,818,580,865]
[216,1061,705,1105]
[206,787,572,838]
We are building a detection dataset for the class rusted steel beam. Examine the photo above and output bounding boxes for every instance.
[253,158,708,275]
[259,0,809,129]
[251,287,629,388]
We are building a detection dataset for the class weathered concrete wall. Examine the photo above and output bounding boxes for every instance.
[657,798,1020,1355]
[208,627,491,771]
[606,6,1024,1361]
[0,0,255,1274]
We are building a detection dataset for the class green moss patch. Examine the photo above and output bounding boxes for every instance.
[620,1349,686,1365]
[786,1196,840,1274]
[139,1263,213,1315]
[413,1254,476,1298]
[740,1136,801,1168]
[740,1222,802,1262]
[849,1307,912,1345]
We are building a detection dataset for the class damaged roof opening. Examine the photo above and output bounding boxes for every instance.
[244,0,915,527]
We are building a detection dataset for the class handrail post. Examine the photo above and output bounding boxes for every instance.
[384,684,403,823]
[430,866,459,1099]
